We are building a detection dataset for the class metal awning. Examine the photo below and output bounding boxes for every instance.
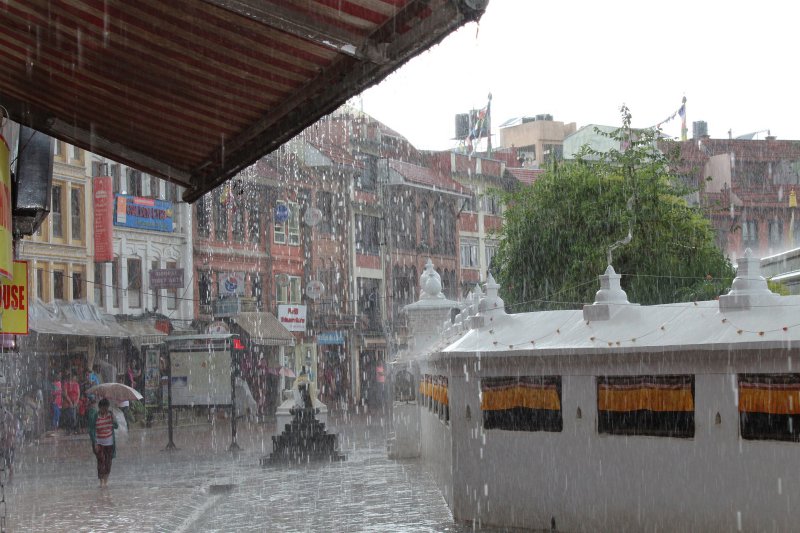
[229,312,294,346]
[28,299,130,338]
[0,0,487,202]
[115,317,168,347]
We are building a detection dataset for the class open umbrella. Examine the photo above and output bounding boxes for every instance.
[278,367,296,378]
[87,383,143,402]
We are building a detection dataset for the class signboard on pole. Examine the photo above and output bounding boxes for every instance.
[278,304,306,332]
[0,260,28,335]
[149,268,184,289]
[114,195,174,232]
[93,176,114,262]
[0,136,12,280]
[144,347,160,407]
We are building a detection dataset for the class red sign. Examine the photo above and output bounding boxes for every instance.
[93,176,114,262]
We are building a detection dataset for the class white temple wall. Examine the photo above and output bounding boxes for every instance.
[428,347,800,531]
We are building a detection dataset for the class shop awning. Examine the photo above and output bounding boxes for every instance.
[115,317,169,348]
[28,299,131,338]
[0,0,487,202]
[230,312,294,346]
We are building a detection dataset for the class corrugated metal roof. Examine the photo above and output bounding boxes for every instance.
[0,0,487,202]
[230,311,294,346]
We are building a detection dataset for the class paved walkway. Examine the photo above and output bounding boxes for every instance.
[3,413,469,532]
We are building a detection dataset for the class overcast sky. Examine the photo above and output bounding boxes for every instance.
[359,1,798,151]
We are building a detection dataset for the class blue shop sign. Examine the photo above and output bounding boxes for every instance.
[274,203,290,223]
[114,195,174,232]
[317,331,345,345]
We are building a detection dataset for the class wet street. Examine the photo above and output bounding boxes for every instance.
[4,413,472,532]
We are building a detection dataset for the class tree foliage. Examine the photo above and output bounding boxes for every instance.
[494,107,734,311]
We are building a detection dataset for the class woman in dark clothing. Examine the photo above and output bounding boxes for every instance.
[88,398,118,487]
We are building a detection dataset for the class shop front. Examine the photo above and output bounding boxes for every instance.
[224,312,294,420]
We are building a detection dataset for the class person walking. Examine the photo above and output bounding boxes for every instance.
[64,373,81,435]
[88,398,118,488]
[51,371,63,431]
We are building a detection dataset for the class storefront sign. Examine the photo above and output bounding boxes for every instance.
[0,261,28,334]
[144,347,160,407]
[150,268,184,289]
[305,279,325,300]
[114,195,173,232]
[219,272,245,296]
[278,304,306,332]
[317,331,345,345]
[93,176,114,262]
[0,136,11,280]
[206,321,230,334]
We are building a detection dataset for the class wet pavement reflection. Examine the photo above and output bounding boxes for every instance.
[5,414,480,532]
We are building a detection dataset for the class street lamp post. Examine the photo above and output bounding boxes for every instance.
[164,349,177,450]
[229,339,241,452]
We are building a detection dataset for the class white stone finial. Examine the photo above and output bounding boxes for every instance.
[593,264,630,304]
[478,273,505,315]
[719,250,777,311]
[419,258,444,300]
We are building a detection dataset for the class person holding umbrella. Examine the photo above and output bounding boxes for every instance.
[88,398,118,488]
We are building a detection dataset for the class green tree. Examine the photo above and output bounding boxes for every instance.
[494,107,734,311]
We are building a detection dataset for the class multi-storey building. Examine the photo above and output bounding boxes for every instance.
[426,150,516,293]
[20,141,92,305]
[498,115,577,168]
[89,157,193,322]
[674,136,800,258]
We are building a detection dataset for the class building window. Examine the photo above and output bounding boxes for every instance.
[275,275,301,305]
[232,206,245,242]
[70,187,83,241]
[111,164,121,194]
[357,156,377,190]
[166,182,179,203]
[460,238,479,268]
[287,201,300,245]
[248,205,261,244]
[72,271,83,300]
[149,175,159,199]
[485,241,499,274]
[433,200,455,255]
[274,200,288,244]
[151,260,161,311]
[36,268,44,301]
[482,193,501,215]
[742,219,759,248]
[127,258,142,308]
[357,277,381,330]
[166,261,178,310]
[53,270,65,300]
[251,273,263,309]
[94,263,104,306]
[71,144,82,161]
[196,196,211,238]
[127,169,142,196]
[355,214,381,255]
[214,190,228,240]
[739,374,800,441]
[768,218,783,248]
[111,259,120,308]
[198,272,213,306]
[51,184,63,238]
[317,191,333,234]
[597,375,695,438]
[481,376,563,432]
[419,201,430,248]
[53,141,63,158]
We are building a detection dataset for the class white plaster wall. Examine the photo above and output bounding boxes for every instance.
[419,402,453,508]
[435,348,800,531]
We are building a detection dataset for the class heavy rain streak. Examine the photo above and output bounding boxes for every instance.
[1,0,800,532]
